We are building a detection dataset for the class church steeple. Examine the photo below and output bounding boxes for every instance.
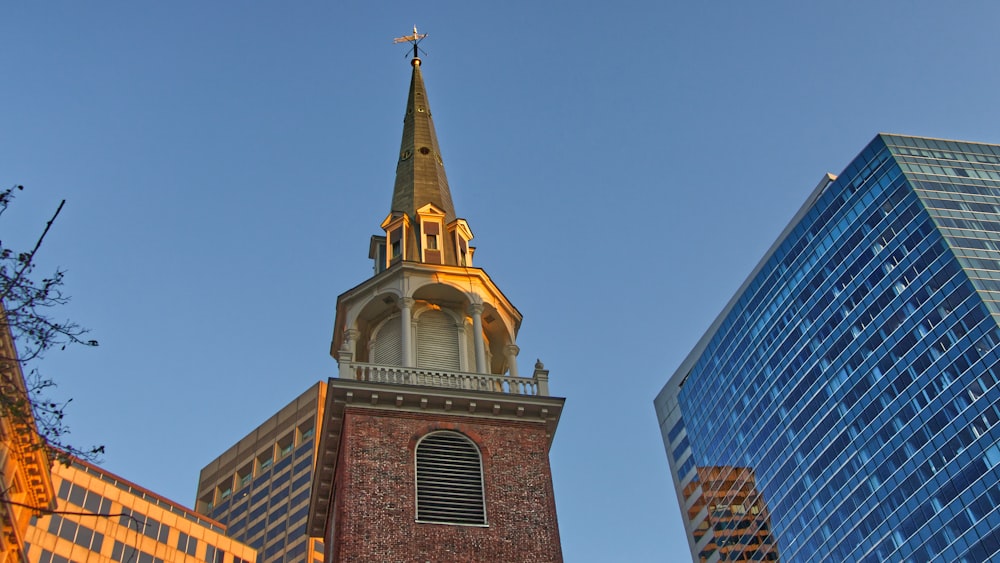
[310,37,565,560]
[390,57,456,223]
[375,52,473,271]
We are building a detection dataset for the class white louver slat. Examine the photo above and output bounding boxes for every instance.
[415,432,486,525]
[372,318,402,365]
[417,310,460,371]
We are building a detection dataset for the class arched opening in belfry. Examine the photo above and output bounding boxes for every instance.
[414,306,462,371]
[348,291,403,365]
[370,314,403,366]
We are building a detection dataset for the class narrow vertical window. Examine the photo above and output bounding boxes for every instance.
[422,221,442,264]
[390,228,403,260]
[415,431,486,525]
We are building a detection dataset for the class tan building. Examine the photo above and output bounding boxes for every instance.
[196,382,325,563]
[0,315,56,563]
[24,458,256,563]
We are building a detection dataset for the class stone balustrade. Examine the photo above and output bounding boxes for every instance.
[339,362,550,396]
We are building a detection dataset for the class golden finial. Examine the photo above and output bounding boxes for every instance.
[393,25,427,62]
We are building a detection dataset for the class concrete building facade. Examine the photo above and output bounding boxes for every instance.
[196,382,325,563]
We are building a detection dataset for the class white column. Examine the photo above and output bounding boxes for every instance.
[469,303,487,373]
[338,329,360,379]
[400,297,415,367]
[456,321,470,373]
[345,329,360,356]
[505,344,520,377]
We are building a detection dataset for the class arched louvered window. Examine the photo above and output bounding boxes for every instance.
[416,309,461,371]
[415,431,486,525]
[371,317,402,365]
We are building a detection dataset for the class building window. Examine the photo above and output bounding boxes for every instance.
[112,541,164,563]
[298,420,315,444]
[278,433,294,458]
[415,431,486,525]
[458,237,468,266]
[421,221,442,263]
[47,514,104,552]
[178,532,198,556]
[389,227,403,261]
[204,545,225,563]
[238,463,253,488]
[257,450,274,473]
[119,508,170,543]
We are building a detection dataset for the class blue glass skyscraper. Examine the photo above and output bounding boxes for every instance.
[656,135,1000,562]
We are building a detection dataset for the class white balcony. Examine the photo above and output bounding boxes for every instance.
[339,361,550,396]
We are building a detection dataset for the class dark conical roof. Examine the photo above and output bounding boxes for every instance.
[390,58,456,223]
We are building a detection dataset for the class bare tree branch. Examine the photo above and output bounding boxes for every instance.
[0,198,64,304]
[0,184,102,462]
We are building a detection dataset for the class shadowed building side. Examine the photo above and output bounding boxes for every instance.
[195,383,326,563]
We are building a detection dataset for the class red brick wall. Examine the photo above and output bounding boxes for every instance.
[329,408,563,562]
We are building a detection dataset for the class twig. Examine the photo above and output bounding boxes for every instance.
[0,199,65,304]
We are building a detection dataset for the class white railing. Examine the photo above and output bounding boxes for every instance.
[340,362,549,396]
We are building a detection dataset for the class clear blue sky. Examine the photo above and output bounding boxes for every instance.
[3,3,999,561]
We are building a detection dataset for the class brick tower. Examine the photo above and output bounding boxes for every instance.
[306,38,565,562]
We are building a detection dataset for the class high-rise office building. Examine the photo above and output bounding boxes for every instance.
[657,134,1000,561]
[25,457,257,563]
[196,382,325,563]
[305,42,565,562]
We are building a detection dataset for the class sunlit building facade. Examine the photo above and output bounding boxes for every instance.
[657,135,1000,561]
[196,382,325,563]
[0,311,55,563]
[24,458,256,563]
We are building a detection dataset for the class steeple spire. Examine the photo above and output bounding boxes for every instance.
[389,42,456,224]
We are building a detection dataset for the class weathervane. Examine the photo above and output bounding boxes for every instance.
[393,25,427,60]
